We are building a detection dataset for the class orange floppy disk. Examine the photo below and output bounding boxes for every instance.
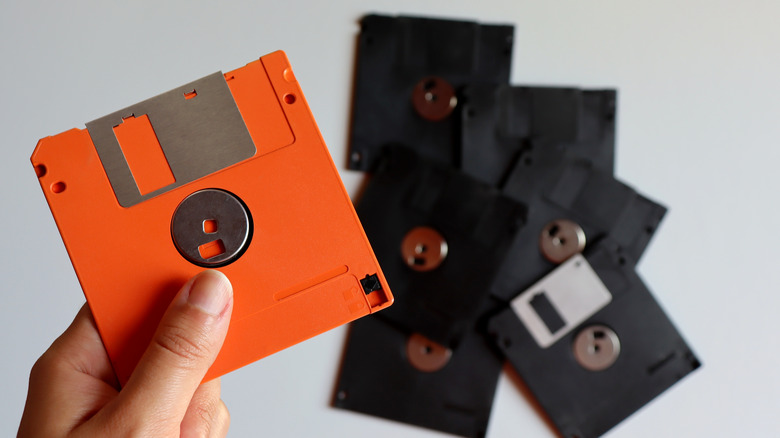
[31,51,393,384]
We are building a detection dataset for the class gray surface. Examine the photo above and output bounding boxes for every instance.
[1,1,778,437]
[510,254,612,349]
[86,71,255,207]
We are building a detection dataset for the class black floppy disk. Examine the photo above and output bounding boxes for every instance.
[347,13,514,172]
[490,159,667,302]
[355,146,526,347]
[335,11,700,438]
[487,240,700,438]
[460,84,617,187]
[334,315,503,438]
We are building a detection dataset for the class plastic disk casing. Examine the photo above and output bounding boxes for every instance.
[31,51,393,384]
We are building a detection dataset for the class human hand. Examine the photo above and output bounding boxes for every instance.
[18,270,234,437]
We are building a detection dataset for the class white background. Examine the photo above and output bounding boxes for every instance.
[1,1,778,437]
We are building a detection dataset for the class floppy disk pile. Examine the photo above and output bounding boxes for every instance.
[332,14,700,438]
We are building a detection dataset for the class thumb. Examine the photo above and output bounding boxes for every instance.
[100,270,233,435]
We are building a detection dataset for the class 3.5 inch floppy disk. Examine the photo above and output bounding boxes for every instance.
[32,51,393,384]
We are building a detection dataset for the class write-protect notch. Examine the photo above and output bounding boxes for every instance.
[86,72,256,207]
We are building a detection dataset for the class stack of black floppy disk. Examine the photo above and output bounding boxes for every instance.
[333,14,700,438]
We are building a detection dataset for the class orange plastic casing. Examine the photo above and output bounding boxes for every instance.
[31,51,393,384]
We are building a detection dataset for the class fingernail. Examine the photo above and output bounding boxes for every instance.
[187,270,232,316]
